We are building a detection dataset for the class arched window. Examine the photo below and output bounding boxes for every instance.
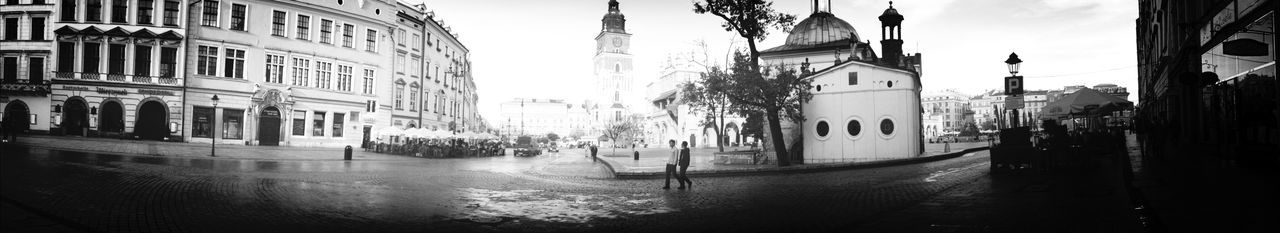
[614,63,620,73]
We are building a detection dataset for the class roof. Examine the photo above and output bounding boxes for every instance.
[784,12,859,46]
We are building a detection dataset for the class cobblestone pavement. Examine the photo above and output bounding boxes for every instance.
[8,135,415,161]
[1,143,1141,233]
[598,141,991,175]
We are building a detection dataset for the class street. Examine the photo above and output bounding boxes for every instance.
[0,144,1139,233]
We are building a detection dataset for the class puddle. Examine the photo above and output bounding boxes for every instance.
[450,188,675,224]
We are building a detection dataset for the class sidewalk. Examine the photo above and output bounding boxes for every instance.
[2,135,416,161]
[1127,134,1279,233]
[597,141,989,179]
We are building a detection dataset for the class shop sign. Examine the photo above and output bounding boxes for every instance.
[65,86,91,92]
[96,87,128,95]
[138,89,176,96]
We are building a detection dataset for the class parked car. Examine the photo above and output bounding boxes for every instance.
[513,136,542,157]
[546,142,560,153]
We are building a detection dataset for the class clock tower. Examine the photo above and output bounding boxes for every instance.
[594,0,633,122]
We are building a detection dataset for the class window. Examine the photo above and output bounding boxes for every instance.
[200,0,218,27]
[223,109,243,139]
[412,34,421,51]
[394,81,404,109]
[394,52,404,73]
[290,57,310,86]
[396,28,405,45]
[163,0,178,26]
[312,112,325,136]
[137,0,153,24]
[3,18,15,41]
[332,113,344,137]
[314,61,331,89]
[107,44,125,75]
[2,57,14,83]
[196,45,217,76]
[296,14,310,40]
[410,57,420,77]
[270,10,288,36]
[880,118,895,136]
[337,65,352,92]
[292,110,305,136]
[111,0,128,23]
[222,48,244,78]
[362,69,375,94]
[61,0,76,21]
[319,19,333,44]
[193,107,214,138]
[28,57,44,83]
[341,24,353,48]
[365,29,377,52]
[160,47,176,77]
[409,84,418,111]
[31,17,45,40]
[230,4,247,31]
[87,0,102,21]
[265,54,284,83]
[83,43,100,73]
[434,92,442,113]
[134,45,151,76]
[847,119,861,137]
[848,72,858,85]
[57,42,74,72]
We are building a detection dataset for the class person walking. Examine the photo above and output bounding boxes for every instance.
[677,141,693,189]
[663,140,679,190]
[589,144,598,161]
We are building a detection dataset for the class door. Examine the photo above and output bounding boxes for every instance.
[135,101,169,140]
[63,99,88,136]
[3,102,30,133]
[258,107,280,146]
[361,125,372,148]
[99,101,124,133]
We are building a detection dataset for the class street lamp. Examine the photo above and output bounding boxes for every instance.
[1003,53,1025,128]
[1005,52,1022,75]
[210,95,219,157]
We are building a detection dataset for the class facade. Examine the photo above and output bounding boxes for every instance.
[763,2,924,164]
[392,2,478,134]
[921,89,972,138]
[496,98,592,138]
[47,0,189,140]
[1091,83,1130,100]
[183,0,396,147]
[1136,0,1278,162]
[593,0,635,124]
[640,60,746,148]
[1,0,53,134]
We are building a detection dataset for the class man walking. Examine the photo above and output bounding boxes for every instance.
[662,140,678,190]
[677,141,693,189]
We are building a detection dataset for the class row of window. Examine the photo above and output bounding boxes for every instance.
[1,56,44,83]
[814,118,895,139]
[201,1,379,53]
[194,45,375,94]
[190,107,347,139]
[58,0,181,26]
[54,41,179,78]
[392,81,463,117]
[290,110,345,137]
[2,16,46,41]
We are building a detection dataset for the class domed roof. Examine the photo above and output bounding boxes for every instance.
[784,12,859,46]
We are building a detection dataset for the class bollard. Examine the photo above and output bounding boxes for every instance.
[634,151,640,160]
[344,145,353,160]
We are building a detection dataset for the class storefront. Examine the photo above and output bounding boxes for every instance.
[1198,6,1277,164]
[49,84,184,140]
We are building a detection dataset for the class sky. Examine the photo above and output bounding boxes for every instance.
[410,0,1140,126]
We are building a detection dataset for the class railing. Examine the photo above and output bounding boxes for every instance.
[53,72,182,86]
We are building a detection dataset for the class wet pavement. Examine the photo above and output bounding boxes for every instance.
[1,143,1141,233]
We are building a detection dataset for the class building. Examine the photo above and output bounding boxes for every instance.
[45,0,189,140]
[640,59,747,148]
[496,98,592,139]
[1,0,54,134]
[762,2,924,164]
[392,2,478,133]
[1136,0,1278,162]
[593,0,636,124]
[183,0,396,147]
[921,89,972,138]
[1091,83,1130,100]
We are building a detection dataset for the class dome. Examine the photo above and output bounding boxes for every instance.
[784,12,859,46]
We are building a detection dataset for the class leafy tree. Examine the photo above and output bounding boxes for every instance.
[546,133,560,142]
[682,69,735,152]
[600,117,640,156]
[695,0,810,166]
[980,119,997,131]
[740,109,765,146]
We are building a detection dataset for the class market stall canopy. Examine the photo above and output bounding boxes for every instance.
[1040,88,1133,119]
[376,127,405,137]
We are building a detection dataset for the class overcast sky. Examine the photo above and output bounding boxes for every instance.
[411,0,1139,126]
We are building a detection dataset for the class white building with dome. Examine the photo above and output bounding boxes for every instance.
[761,2,924,164]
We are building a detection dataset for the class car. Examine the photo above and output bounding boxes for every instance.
[546,143,560,153]
[512,136,542,157]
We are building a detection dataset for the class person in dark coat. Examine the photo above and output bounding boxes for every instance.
[676,141,692,189]
[589,144,598,160]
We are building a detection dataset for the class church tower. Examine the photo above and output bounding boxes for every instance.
[594,0,633,122]
[879,1,905,68]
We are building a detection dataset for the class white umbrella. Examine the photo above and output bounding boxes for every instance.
[405,128,429,138]
[377,127,405,137]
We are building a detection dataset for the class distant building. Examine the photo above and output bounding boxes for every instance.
[640,58,746,148]
[497,98,592,139]
[921,89,972,138]
[1091,83,1129,100]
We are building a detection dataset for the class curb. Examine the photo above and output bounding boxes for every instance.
[609,147,989,179]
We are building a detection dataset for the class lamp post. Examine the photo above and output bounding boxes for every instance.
[210,95,219,157]
[1004,53,1024,128]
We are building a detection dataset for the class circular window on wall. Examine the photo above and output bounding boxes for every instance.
[815,120,830,139]
[847,119,861,137]
[816,85,822,92]
[887,81,894,88]
[880,118,895,136]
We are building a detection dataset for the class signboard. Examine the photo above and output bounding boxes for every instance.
[1004,76,1024,95]
[1004,95,1024,109]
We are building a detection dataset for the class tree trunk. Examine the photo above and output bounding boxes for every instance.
[715,109,725,153]
[766,107,791,166]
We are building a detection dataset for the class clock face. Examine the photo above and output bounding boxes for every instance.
[612,38,622,47]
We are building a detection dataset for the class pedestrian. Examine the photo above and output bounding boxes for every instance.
[589,144,598,160]
[663,140,678,190]
[677,141,693,189]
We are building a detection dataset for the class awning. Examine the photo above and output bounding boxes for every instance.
[1040,87,1133,119]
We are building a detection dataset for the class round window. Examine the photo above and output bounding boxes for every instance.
[847,120,861,137]
[816,121,830,138]
[880,118,895,135]
[887,81,894,88]
[815,85,822,92]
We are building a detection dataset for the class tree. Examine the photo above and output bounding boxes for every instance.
[682,69,735,152]
[980,119,997,131]
[694,0,810,166]
[740,109,765,147]
[600,119,638,156]
[546,133,560,142]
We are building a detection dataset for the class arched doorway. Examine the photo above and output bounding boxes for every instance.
[62,98,89,136]
[258,106,281,146]
[3,100,30,133]
[688,134,696,148]
[134,101,170,140]
[99,101,125,134]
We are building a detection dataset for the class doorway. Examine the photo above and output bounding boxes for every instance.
[99,101,124,134]
[134,101,169,140]
[62,98,89,136]
[3,101,30,133]
[362,125,372,148]
[258,106,281,146]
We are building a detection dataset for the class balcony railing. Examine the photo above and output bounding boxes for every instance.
[0,79,52,96]
[53,72,182,86]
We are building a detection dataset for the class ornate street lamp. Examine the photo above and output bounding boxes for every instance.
[1003,53,1025,128]
[211,95,219,157]
[1005,53,1022,75]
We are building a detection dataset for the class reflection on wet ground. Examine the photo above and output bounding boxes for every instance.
[452,188,674,225]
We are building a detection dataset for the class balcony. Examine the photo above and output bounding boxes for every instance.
[0,79,52,96]
[53,72,183,87]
